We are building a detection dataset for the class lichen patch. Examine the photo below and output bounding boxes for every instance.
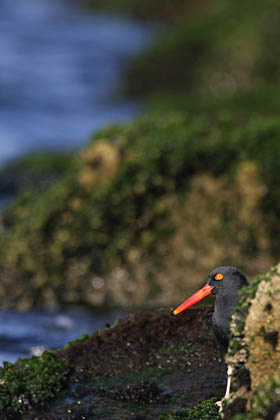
[245,264,280,390]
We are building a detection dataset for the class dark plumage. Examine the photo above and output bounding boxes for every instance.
[207,266,248,354]
[173,265,249,405]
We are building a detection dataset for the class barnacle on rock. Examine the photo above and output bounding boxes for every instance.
[245,264,280,390]
[223,264,280,419]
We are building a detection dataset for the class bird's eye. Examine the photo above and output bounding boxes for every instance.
[215,273,224,280]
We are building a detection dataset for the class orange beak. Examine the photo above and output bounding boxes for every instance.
[173,283,214,315]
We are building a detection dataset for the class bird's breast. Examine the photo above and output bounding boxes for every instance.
[212,293,238,353]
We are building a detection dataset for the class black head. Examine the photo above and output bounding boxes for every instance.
[207,266,248,295]
[173,265,248,316]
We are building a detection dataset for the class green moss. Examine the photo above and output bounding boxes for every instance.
[85,0,280,106]
[227,266,277,363]
[224,266,280,418]
[230,370,280,419]
[159,397,220,419]
[132,366,171,382]
[123,0,280,100]
[0,351,69,414]
[1,110,280,310]
[156,342,190,356]
[2,0,280,312]
[89,365,171,389]
[3,151,78,175]
[65,333,90,348]
[156,342,204,357]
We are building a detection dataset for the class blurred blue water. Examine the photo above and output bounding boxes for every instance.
[0,0,152,363]
[0,309,125,364]
[0,0,153,165]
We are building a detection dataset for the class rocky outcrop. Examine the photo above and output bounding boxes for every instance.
[0,306,226,419]
[2,262,280,419]
[0,116,277,312]
[223,264,280,419]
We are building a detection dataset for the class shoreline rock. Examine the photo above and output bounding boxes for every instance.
[1,261,279,419]
[0,306,226,419]
[223,264,280,419]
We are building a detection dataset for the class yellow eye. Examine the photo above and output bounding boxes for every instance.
[215,273,224,280]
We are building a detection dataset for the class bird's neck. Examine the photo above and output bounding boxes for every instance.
[214,290,238,321]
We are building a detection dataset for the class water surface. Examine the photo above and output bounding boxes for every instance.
[0,0,152,363]
[0,0,153,165]
[0,309,125,364]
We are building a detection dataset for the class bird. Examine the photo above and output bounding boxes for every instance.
[173,266,248,407]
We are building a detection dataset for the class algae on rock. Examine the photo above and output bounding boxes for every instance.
[245,264,280,390]
[223,264,280,419]
[0,307,225,419]
[0,352,69,418]
[0,113,279,310]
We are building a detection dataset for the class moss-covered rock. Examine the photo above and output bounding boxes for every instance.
[85,0,280,112]
[122,0,280,101]
[159,397,220,420]
[0,352,69,419]
[1,0,280,313]
[1,265,279,419]
[224,372,280,419]
[245,264,280,390]
[0,112,274,310]
[0,151,77,198]
[0,307,226,419]
[1,111,280,310]
[222,265,280,419]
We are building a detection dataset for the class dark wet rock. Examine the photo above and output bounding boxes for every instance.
[222,397,247,418]
[264,401,280,420]
[0,307,227,419]
[60,307,225,381]
[104,381,170,404]
[234,367,251,391]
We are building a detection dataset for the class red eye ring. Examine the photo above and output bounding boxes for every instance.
[215,273,224,280]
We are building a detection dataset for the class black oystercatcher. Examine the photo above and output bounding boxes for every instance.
[173,266,248,404]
